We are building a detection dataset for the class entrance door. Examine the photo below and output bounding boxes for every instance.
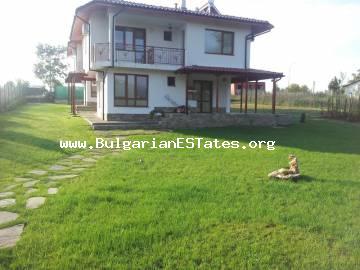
[194,80,213,113]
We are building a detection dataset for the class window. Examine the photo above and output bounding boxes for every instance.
[114,74,148,107]
[167,76,176,87]
[164,31,172,41]
[205,29,234,55]
[91,82,97,98]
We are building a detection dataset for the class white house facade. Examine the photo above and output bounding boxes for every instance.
[67,0,283,121]
[343,80,360,97]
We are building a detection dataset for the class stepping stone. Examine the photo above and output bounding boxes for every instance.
[0,224,24,249]
[92,155,104,159]
[69,155,84,159]
[0,211,19,225]
[23,180,40,188]
[72,164,92,168]
[26,197,46,209]
[0,199,16,208]
[48,175,78,181]
[14,177,33,182]
[58,161,75,166]
[0,192,14,198]
[72,168,86,172]
[46,182,58,187]
[26,188,38,195]
[82,158,96,163]
[48,188,58,195]
[49,165,67,171]
[4,184,19,191]
[28,170,47,176]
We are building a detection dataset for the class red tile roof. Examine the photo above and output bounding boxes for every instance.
[77,0,273,32]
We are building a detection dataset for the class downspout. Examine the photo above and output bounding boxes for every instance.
[112,9,125,67]
[76,15,106,120]
[244,29,271,69]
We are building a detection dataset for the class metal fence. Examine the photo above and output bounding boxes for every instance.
[0,84,24,112]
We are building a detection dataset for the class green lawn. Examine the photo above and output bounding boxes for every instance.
[0,104,95,182]
[1,104,360,269]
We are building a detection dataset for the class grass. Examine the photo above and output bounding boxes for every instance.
[1,104,360,269]
[0,104,96,182]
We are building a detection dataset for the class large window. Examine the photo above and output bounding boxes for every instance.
[205,29,234,55]
[114,74,148,107]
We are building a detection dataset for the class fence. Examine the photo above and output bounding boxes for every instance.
[54,85,84,104]
[0,84,25,112]
[325,94,360,121]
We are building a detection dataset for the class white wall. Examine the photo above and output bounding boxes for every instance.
[184,22,251,68]
[104,68,186,116]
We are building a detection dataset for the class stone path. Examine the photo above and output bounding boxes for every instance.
[0,137,125,249]
[0,211,19,225]
[0,224,24,248]
[0,199,16,208]
[26,197,46,209]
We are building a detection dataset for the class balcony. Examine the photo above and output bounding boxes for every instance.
[93,43,184,68]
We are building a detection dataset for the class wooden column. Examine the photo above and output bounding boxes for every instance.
[244,78,248,113]
[185,73,189,114]
[272,78,276,114]
[254,80,258,113]
[216,75,220,113]
[239,83,243,113]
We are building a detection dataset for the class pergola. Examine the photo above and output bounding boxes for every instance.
[177,65,284,114]
[65,72,96,115]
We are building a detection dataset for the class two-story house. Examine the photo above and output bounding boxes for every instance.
[67,0,283,122]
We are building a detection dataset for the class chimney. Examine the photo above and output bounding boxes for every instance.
[181,0,187,10]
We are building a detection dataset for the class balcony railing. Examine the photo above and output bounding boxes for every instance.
[93,43,184,66]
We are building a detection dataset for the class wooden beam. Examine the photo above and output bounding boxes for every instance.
[244,78,248,113]
[216,75,220,113]
[185,73,189,114]
[240,83,243,113]
[272,78,276,114]
[254,80,258,113]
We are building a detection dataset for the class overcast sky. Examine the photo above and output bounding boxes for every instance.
[0,0,359,91]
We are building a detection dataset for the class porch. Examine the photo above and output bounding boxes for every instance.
[177,65,284,114]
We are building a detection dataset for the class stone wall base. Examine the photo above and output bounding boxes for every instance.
[159,113,294,129]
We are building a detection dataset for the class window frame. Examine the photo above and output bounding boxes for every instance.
[167,76,176,87]
[205,29,234,56]
[164,31,173,42]
[114,73,149,107]
[90,81,97,98]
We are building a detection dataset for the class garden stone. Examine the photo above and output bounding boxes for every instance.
[0,224,24,249]
[72,164,92,168]
[0,192,14,198]
[72,168,86,172]
[0,211,19,225]
[48,175,78,181]
[69,155,84,159]
[29,170,47,176]
[82,158,97,163]
[49,165,67,171]
[26,197,46,209]
[4,184,19,191]
[0,199,16,208]
[23,180,40,188]
[14,177,33,182]
[48,188,58,195]
[26,188,38,195]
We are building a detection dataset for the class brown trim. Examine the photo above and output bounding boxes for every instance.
[194,80,213,113]
[254,80,258,113]
[115,26,146,63]
[205,29,234,56]
[114,73,149,108]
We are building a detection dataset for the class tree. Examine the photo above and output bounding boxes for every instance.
[34,44,68,92]
[328,76,342,96]
[350,69,360,83]
[285,83,310,94]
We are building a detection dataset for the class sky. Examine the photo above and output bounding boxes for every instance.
[0,0,359,91]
